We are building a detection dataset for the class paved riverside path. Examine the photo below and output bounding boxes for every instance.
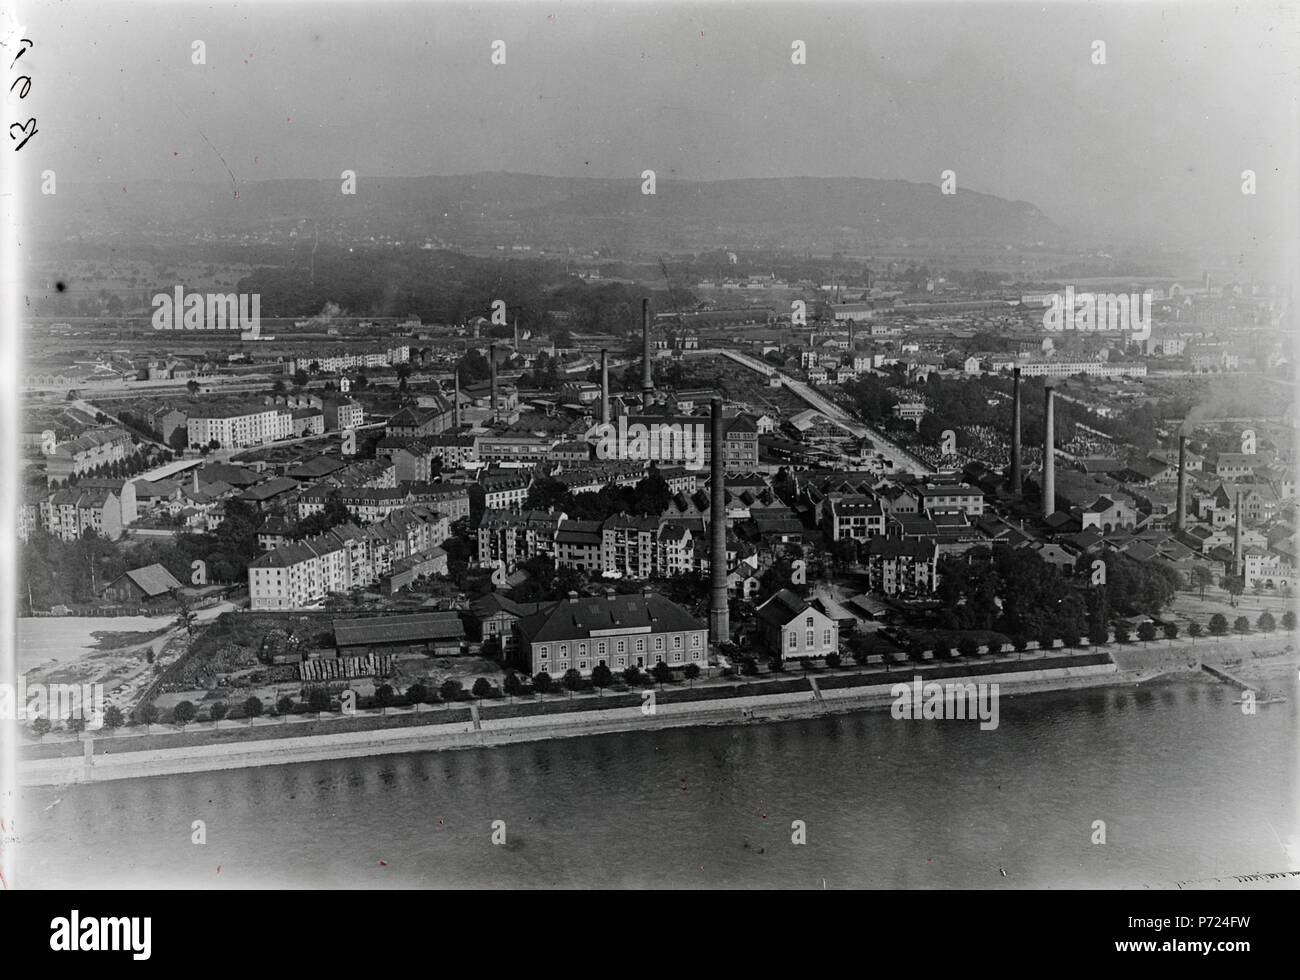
[20,663,1121,787]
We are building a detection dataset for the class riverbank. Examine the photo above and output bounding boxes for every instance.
[20,661,1128,785]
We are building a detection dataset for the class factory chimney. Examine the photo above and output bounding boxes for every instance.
[709,398,729,646]
[641,297,654,411]
[1042,384,1055,520]
[1010,367,1022,497]
[1176,434,1188,532]
[453,369,461,430]
[489,343,498,423]
[600,348,610,426]
[1233,490,1243,577]
[513,316,519,351]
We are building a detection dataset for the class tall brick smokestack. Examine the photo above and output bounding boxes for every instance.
[453,369,460,429]
[1010,367,1022,497]
[489,343,498,423]
[641,297,653,411]
[1233,490,1243,577]
[1042,384,1055,520]
[1176,434,1188,532]
[709,398,729,646]
[600,348,610,425]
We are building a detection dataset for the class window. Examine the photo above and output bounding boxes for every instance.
[692,635,701,648]
[578,642,587,656]
[558,661,568,672]
[788,633,796,650]
[673,635,682,649]
[823,629,832,647]
[540,646,549,659]
[655,653,664,664]
[806,617,814,628]
[598,642,606,656]
[579,661,587,670]
[636,639,644,653]
[617,640,625,654]
[806,630,814,648]
[560,644,568,657]
[673,651,682,662]
[692,649,702,661]
[616,656,626,667]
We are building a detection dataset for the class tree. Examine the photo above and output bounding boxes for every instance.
[31,717,51,737]
[683,662,701,686]
[563,668,584,697]
[102,705,125,729]
[1208,613,1228,636]
[186,380,199,395]
[472,677,494,700]
[956,637,980,659]
[503,672,524,699]
[1087,623,1109,646]
[622,665,642,687]
[406,682,428,704]
[374,683,395,706]
[651,661,674,687]
[440,678,464,702]
[209,701,229,721]
[1222,574,1244,607]
[138,703,159,726]
[532,671,553,694]
[824,652,841,669]
[741,657,759,677]
[1137,621,1157,644]
[1162,621,1179,642]
[591,663,614,694]
[931,639,950,659]
[1111,623,1130,644]
[66,715,86,735]
[1012,634,1030,654]
[1282,610,1296,631]
[1257,611,1276,633]
[1188,621,1203,640]
[172,700,197,726]
[308,687,332,712]
[293,368,309,388]
[1190,564,1214,600]
[768,653,785,673]
[1233,615,1250,635]
[243,696,264,718]
[276,695,295,715]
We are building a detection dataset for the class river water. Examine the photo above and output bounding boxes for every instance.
[17,673,1298,889]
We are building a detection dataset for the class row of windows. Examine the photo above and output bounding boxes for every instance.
[539,633,703,660]
[548,648,705,672]
[788,628,835,649]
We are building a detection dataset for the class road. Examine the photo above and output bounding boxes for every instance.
[688,348,934,475]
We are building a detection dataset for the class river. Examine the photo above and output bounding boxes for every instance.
[16,672,1297,889]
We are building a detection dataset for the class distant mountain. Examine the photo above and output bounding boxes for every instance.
[34,172,1066,251]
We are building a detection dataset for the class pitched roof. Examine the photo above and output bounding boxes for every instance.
[115,563,183,597]
[518,592,705,644]
[333,612,465,646]
[755,588,811,627]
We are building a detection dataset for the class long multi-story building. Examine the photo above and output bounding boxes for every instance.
[187,405,294,449]
[39,484,137,541]
[1016,361,1147,379]
[248,504,448,610]
[477,508,566,573]
[514,590,709,677]
[44,427,135,485]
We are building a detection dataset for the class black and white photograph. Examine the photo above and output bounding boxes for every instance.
[1,0,1297,915]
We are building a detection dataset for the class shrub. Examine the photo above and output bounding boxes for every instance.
[102,705,125,729]
[472,677,495,700]
[1111,623,1130,644]
[1208,613,1228,636]
[1256,612,1275,633]
[825,652,841,669]
[440,678,464,701]
[243,696,264,718]
[1233,616,1250,635]
[209,701,229,721]
[1137,622,1157,644]
[956,637,980,659]
[1162,621,1179,641]
[532,672,553,694]
[1188,621,1203,638]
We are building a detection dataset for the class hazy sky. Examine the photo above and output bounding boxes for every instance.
[14,0,1300,259]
